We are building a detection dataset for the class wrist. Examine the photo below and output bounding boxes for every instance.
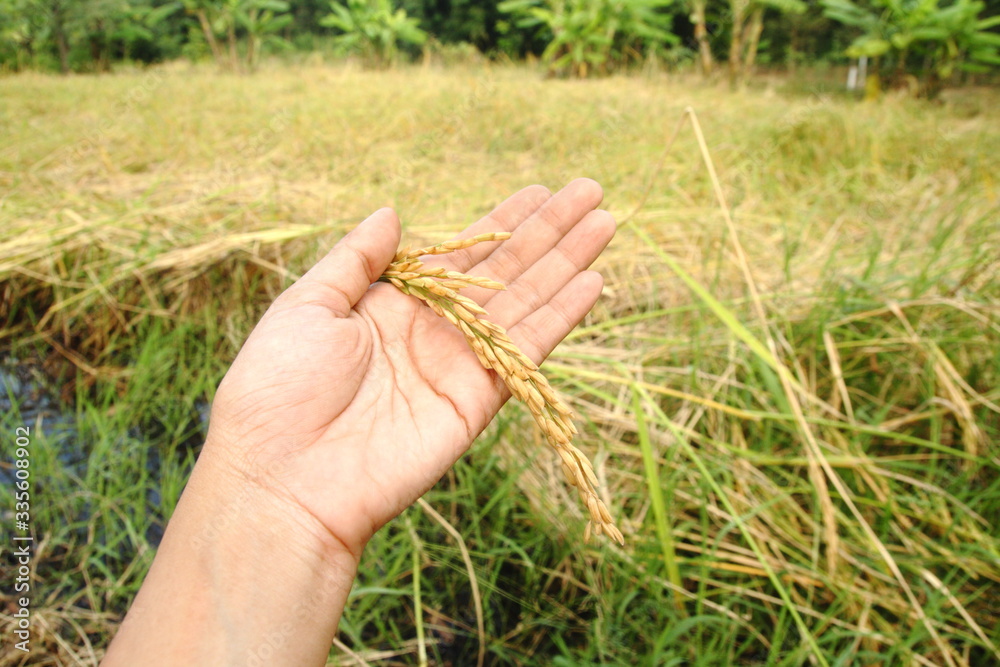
[190,440,362,568]
[104,438,360,666]
[199,415,378,560]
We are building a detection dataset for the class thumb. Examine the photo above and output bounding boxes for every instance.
[294,207,401,317]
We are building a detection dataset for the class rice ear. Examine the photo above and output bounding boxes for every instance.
[381,232,623,545]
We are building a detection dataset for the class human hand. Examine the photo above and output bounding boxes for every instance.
[103,179,615,666]
[205,178,616,561]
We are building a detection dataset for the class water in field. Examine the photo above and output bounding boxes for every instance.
[1,356,209,547]
[0,357,82,485]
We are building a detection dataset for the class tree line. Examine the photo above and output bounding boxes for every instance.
[1,0,998,93]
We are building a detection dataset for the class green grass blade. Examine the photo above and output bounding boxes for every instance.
[632,388,685,616]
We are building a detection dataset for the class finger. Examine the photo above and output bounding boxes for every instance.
[508,270,605,365]
[444,178,604,286]
[423,184,552,272]
[480,208,615,326]
[287,208,402,317]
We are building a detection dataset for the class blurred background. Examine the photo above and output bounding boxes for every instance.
[1,1,998,665]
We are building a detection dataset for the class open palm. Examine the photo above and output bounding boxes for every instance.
[206,179,615,556]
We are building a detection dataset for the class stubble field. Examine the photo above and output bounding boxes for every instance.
[1,62,998,665]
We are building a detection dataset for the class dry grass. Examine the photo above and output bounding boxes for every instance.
[381,232,624,545]
[1,62,999,665]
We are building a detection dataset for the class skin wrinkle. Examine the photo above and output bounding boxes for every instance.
[527,180,603,250]
[493,250,565,320]
[223,362,358,455]
[214,402,288,464]
[427,186,553,273]
[236,306,360,383]
[456,188,606,307]
[295,218,398,317]
[418,333,490,443]
[544,277,596,333]
[355,319,427,539]
[194,448,350,565]
[282,300,367,370]
[440,245,482,275]
[372,301,478,446]
[282,477,365,562]
[284,280,356,319]
[217,308,377,482]
[414,349,476,445]
[366,305,494,502]
[511,273,602,363]
[278,392,385,558]
[478,232,532,285]
[475,211,609,315]
[347,236,388,288]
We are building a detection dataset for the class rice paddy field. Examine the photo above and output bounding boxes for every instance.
[1,61,999,665]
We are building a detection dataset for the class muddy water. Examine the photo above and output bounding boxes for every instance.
[0,359,82,486]
[1,357,210,547]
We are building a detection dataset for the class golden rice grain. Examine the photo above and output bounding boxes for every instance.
[379,232,624,545]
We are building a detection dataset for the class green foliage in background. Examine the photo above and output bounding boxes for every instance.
[725,0,806,85]
[0,0,186,71]
[320,0,427,66]
[1,0,998,91]
[238,0,294,69]
[499,0,677,76]
[822,0,1000,94]
[176,0,293,71]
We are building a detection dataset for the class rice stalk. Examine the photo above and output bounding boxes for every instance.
[380,232,624,545]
